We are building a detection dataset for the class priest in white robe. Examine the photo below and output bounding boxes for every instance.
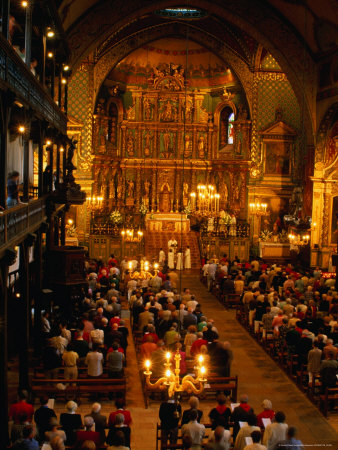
[159,248,166,264]
[168,249,175,269]
[168,237,177,250]
[176,249,183,270]
[184,246,191,269]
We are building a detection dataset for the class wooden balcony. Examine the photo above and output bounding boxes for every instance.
[0,34,67,134]
[0,198,47,257]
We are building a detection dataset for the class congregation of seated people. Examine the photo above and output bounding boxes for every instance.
[8,253,315,449]
[202,255,338,412]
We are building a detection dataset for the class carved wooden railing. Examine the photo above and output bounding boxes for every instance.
[0,198,47,252]
[0,34,67,133]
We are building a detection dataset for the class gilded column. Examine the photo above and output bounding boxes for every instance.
[321,192,330,247]
[151,166,157,212]
[136,165,141,208]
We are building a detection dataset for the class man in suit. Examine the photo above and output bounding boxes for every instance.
[85,402,107,445]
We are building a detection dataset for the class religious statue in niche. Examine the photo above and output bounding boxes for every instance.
[143,180,151,207]
[143,97,153,121]
[198,134,206,158]
[159,99,178,122]
[143,130,153,157]
[126,130,135,157]
[221,179,229,206]
[161,130,174,159]
[184,134,192,158]
[265,141,291,176]
[126,179,135,198]
[183,182,189,207]
[182,96,194,122]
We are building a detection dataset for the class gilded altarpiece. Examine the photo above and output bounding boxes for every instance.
[90,65,251,218]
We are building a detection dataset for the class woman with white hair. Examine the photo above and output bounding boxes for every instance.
[59,401,82,446]
[107,413,131,448]
[256,399,275,430]
[85,402,107,444]
[75,416,101,447]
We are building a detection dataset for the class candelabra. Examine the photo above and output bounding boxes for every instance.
[144,350,207,398]
[86,195,103,209]
[190,185,220,217]
[249,201,268,216]
[129,259,159,280]
[288,232,310,246]
[121,228,143,242]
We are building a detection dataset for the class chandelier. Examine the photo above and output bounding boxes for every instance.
[129,259,159,279]
[144,350,207,398]
[249,201,268,216]
[190,184,220,217]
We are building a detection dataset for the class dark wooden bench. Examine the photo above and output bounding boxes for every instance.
[225,293,241,309]
[33,366,110,378]
[319,387,338,417]
[156,422,215,450]
[31,377,126,402]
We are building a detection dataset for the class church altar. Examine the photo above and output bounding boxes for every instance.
[145,213,190,232]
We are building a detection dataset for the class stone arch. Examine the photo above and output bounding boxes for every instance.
[67,0,315,145]
[92,22,254,116]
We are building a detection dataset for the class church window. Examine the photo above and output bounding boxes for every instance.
[155,7,207,19]
[219,107,235,148]
[228,112,235,144]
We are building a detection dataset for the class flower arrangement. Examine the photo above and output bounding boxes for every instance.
[183,202,193,216]
[109,210,123,224]
[66,223,77,237]
[259,229,273,242]
[219,212,232,226]
[139,202,148,216]
[278,229,289,243]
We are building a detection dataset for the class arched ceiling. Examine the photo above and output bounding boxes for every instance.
[57,0,338,55]
[54,0,338,141]
[104,37,238,89]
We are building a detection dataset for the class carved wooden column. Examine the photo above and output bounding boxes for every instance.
[320,191,331,269]
[322,192,330,248]
[19,238,31,391]
[151,166,156,212]
[0,250,12,448]
[136,165,141,208]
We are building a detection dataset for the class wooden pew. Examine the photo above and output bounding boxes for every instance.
[31,377,126,402]
[319,387,338,417]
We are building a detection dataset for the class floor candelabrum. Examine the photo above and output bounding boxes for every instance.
[144,350,207,398]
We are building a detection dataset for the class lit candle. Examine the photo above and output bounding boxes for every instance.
[145,360,151,370]
[166,351,171,362]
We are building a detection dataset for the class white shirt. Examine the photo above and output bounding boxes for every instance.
[202,264,209,276]
[263,422,288,450]
[182,420,205,445]
[41,317,51,333]
[85,351,103,376]
[90,329,104,344]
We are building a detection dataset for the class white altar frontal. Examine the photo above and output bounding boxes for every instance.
[145,213,190,232]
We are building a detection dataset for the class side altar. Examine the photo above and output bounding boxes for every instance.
[145,213,190,232]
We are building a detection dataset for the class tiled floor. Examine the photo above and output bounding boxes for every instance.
[10,271,338,449]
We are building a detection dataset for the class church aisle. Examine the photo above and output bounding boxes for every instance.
[179,271,338,446]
